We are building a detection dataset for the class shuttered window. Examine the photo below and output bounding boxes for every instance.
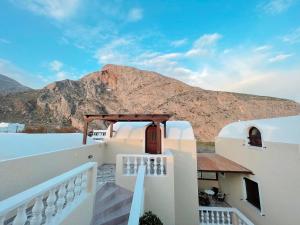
[244,177,261,210]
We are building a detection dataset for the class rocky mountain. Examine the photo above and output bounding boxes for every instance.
[0,64,299,141]
[0,74,31,95]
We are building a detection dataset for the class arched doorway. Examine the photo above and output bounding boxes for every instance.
[145,123,161,154]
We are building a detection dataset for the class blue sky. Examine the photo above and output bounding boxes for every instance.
[0,0,300,102]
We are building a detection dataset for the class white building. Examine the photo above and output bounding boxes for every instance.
[0,122,25,133]
[214,115,300,225]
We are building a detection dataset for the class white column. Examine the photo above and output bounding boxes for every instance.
[74,175,82,199]
[66,179,75,204]
[146,157,150,175]
[30,196,44,225]
[154,157,158,176]
[160,156,164,175]
[134,157,138,175]
[81,172,88,194]
[126,156,131,175]
[45,189,57,224]
[56,184,67,214]
[12,205,27,225]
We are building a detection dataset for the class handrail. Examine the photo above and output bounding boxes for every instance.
[0,162,97,224]
[128,165,146,225]
[233,208,255,225]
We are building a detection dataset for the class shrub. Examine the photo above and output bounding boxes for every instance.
[139,211,163,225]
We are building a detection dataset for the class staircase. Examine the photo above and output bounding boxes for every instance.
[91,182,133,225]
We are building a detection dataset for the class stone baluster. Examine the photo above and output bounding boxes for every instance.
[134,157,138,175]
[126,157,131,175]
[66,179,75,205]
[221,211,225,224]
[200,210,204,223]
[12,205,27,225]
[56,184,67,215]
[45,189,57,224]
[205,210,209,224]
[227,211,231,224]
[81,172,88,193]
[211,211,216,224]
[154,157,158,176]
[74,175,82,199]
[30,196,44,225]
[216,211,220,224]
[146,157,150,175]
[160,157,164,175]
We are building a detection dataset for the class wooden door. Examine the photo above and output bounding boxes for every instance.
[145,124,161,154]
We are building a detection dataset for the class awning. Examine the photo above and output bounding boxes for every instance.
[197,153,253,174]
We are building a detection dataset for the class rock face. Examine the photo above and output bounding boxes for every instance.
[0,74,31,95]
[0,64,300,141]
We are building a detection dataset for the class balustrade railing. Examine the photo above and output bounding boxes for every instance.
[120,154,167,176]
[199,207,255,225]
[0,162,97,225]
[127,165,146,225]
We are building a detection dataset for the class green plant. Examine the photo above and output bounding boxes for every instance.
[139,211,163,225]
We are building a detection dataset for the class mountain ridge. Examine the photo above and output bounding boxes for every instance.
[0,64,299,141]
[0,74,31,95]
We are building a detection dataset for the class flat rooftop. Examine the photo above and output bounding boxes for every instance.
[197,153,253,174]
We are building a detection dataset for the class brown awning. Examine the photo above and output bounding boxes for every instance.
[197,153,253,174]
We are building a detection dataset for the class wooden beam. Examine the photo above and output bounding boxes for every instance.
[83,120,89,145]
[163,121,167,138]
[155,122,161,154]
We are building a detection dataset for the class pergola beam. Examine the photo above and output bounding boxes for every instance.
[82,114,172,144]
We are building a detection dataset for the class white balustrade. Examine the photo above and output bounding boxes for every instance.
[120,154,168,176]
[199,207,255,225]
[0,162,97,225]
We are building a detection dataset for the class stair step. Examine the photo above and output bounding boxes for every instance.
[93,202,131,225]
[94,194,132,219]
[91,183,133,225]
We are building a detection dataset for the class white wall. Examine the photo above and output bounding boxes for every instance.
[216,137,300,225]
[0,144,104,200]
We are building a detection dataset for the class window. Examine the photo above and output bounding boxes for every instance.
[244,178,261,210]
[198,171,218,180]
[248,127,262,147]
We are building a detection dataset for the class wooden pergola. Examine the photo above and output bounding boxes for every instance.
[82,114,172,145]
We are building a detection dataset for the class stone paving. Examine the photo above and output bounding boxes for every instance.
[96,164,116,188]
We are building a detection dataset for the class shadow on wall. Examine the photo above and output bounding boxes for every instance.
[197,141,215,153]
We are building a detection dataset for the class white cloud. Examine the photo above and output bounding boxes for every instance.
[11,0,81,20]
[48,59,74,80]
[94,34,299,102]
[49,60,63,72]
[127,8,143,22]
[186,33,222,57]
[170,39,187,47]
[0,38,10,44]
[260,0,294,14]
[281,27,300,44]
[268,53,293,62]
[253,45,272,52]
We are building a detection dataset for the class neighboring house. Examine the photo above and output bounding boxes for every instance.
[0,122,24,133]
[215,115,300,225]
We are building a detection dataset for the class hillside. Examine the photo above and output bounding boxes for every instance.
[0,64,299,141]
[0,74,31,95]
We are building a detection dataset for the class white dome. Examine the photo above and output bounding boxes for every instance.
[113,121,195,140]
[218,115,300,144]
